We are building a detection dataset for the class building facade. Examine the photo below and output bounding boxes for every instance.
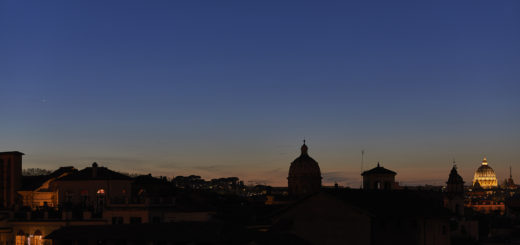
[0,152,23,208]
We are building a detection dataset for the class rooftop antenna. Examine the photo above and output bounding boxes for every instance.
[510,165,513,179]
[360,149,365,189]
[361,150,365,173]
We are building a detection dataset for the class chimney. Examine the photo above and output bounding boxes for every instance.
[92,162,98,178]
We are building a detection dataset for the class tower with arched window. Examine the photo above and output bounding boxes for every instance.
[361,163,397,190]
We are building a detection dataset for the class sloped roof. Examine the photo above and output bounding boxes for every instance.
[0,151,24,155]
[20,167,77,191]
[361,163,396,176]
[20,176,48,191]
[58,166,131,181]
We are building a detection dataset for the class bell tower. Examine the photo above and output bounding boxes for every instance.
[0,151,24,208]
[445,163,465,216]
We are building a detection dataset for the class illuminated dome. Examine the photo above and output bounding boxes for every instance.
[472,157,498,189]
[288,141,322,196]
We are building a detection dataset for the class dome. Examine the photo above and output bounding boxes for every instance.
[288,142,322,196]
[472,157,498,189]
[289,143,321,178]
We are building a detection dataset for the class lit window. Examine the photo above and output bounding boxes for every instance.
[16,231,25,245]
[97,189,105,194]
[32,231,43,245]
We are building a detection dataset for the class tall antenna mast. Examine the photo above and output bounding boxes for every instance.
[510,165,513,179]
[361,150,365,173]
[360,149,365,189]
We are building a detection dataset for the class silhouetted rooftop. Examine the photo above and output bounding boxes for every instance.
[327,189,448,218]
[361,164,396,176]
[58,165,131,181]
[20,176,48,191]
[21,167,77,191]
[277,189,449,219]
[0,151,24,155]
[45,223,310,244]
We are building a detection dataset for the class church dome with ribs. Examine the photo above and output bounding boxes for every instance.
[473,157,498,189]
[288,142,322,196]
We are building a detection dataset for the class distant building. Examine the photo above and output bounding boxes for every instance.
[361,163,397,190]
[444,165,479,242]
[0,152,24,208]
[287,142,322,196]
[502,166,517,190]
[172,175,244,195]
[17,167,76,209]
[53,162,133,209]
[444,164,464,215]
[472,157,498,189]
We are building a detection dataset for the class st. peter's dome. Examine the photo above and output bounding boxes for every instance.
[472,157,498,189]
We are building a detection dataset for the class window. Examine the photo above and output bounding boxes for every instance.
[112,217,123,224]
[96,189,106,208]
[80,190,89,207]
[130,217,142,224]
[16,231,25,245]
[32,231,43,245]
[152,216,161,224]
[65,191,73,203]
[137,189,146,203]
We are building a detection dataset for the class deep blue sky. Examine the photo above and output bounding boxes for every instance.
[1,0,519,186]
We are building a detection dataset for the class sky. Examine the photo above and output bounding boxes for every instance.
[1,0,519,187]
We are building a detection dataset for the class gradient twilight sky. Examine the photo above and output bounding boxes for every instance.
[1,1,519,187]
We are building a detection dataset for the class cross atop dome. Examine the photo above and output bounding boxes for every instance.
[482,157,488,165]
